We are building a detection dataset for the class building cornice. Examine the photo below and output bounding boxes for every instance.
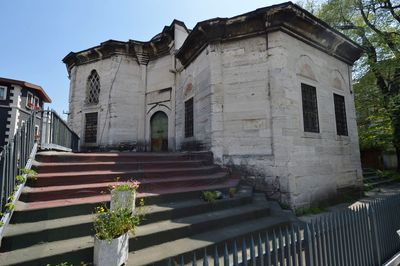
[62,20,186,75]
[176,2,363,67]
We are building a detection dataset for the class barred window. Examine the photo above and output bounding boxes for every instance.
[85,70,100,105]
[334,94,348,136]
[185,98,194,138]
[301,83,319,133]
[84,112,98,143]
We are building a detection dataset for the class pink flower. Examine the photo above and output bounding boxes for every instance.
[131,180,140,189]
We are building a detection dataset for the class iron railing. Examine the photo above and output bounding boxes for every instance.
[40,109,79,152]
[166,195,400,266]
[0,111,37,213]
[0,110,79,214]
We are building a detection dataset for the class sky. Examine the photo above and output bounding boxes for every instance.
[0,0,284,118]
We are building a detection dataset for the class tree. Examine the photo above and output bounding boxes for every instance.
[316,0,400,170]
[354,70,392,150]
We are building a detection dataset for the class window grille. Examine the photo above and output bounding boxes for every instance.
[185,98,194,138]
[301,83,319,133]
[84,112,98,143]
[85,70,100,105]
[334,94,348,136]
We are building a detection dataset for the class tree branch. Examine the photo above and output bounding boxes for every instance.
[357,0,400,58]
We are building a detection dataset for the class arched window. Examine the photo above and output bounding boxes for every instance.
[85,70,100,105]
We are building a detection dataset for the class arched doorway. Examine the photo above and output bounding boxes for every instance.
[150,111,168,152]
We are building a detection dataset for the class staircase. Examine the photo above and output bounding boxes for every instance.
[0,151,291,266]
[363,168,396,190]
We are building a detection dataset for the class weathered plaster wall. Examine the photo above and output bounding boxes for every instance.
[176,48,212,150]
[268,31,362,207]
[208,36,274,175]
[199,32,362,208]
[145,53,176,151]
[68,55,145,148]
[147,55,174,92]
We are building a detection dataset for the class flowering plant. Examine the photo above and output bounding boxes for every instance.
[110,178,140,192]
[94,206,140,242]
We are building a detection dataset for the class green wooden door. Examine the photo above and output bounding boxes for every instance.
[151,111,168,152]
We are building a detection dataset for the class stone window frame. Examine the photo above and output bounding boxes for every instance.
[333,93,348,136]
[85,70,101,105]
[0,85,7,100]
[301,83,320,134]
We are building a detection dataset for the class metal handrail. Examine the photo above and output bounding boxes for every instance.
[39,109,80,152]
[0,111,36,213]
[0,109,79,214]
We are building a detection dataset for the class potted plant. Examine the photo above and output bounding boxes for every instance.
[93,206,140,266]
[110,179,140,213]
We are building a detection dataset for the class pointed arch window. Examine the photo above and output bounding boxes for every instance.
[85,70,100,105]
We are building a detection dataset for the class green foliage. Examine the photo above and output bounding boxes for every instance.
[228,187,237,198]
[202,191,218,204]
[295,206,327,216]
[93,207,140,242]
[19,167,37,181]
[46,262,77,266]
[5,202,15,211]
[314,0,400,155]
[354,73,393,149]
[15,175,26,185]
[377,169,400,181]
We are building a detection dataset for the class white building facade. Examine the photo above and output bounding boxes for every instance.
[64,3,363,208]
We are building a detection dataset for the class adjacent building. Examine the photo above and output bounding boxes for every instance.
[63,2,363,207]
[0,77,51,147]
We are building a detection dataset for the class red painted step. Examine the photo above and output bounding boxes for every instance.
[21,172,229,202]
[20,178,240,210]
[30,166,224,187]
[33,160,209,173]
[35,151,213,163]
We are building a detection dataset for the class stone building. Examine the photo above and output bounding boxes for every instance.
[0,77,51,148]
[63,2,363,207]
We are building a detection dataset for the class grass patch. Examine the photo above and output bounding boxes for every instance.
[295,206,327,216]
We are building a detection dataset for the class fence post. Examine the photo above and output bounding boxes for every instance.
[304,224,314,266]
[369,204,382,265]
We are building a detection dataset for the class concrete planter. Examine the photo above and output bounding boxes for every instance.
[93,233,129,266]
[110,189,136,212]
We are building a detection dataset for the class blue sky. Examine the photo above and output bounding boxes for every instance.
[0,0,283,118]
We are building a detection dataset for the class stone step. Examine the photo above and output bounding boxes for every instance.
[363,175,381,183]
[131,201,270,251]
[21,172,229,202]
[11,178,240,223]
[128,215,291,266]
[35,151,213,163]
[2,194,253,252]
[0,196,272,266]
[362,169,377,177]
[33,159,209,173]
[364,178,396,188]
[29,165,224,187]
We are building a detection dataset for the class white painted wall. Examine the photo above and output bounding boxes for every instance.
[267,31,362,207]
[68,55,144,148]
[176,47,212,150]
